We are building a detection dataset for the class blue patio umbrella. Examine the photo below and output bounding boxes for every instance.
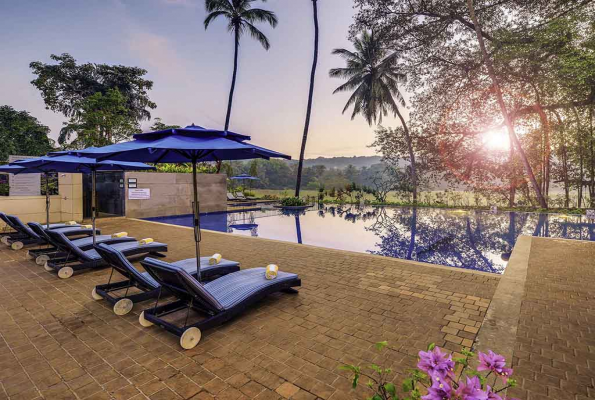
[6,155,155,244]
[61,124,291,279]
[230,174,260,180]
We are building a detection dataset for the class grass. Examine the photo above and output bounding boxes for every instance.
[251,189,590,215]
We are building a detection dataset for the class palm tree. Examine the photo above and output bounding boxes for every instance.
[204,0,278,132]
[330,31,418,203]
[295,0,319,197]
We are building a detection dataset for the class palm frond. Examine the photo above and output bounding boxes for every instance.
[205,0,233,13]
[244,22,270,49]
[204,10,230,29]
[242,8,278,28]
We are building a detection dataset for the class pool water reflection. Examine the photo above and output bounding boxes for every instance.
[145,206,595,274]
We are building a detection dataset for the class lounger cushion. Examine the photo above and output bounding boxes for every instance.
[204,268,298,310]
[140,258,237,288]
[70,235,130,248]
[84,241,167,261]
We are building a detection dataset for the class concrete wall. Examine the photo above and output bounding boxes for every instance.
[0,173,83,230]
[124,172,227,219]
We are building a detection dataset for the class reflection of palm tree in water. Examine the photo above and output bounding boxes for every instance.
[295,214,303,244]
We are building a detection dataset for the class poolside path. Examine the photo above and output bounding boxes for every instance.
[0,218,499,400]
[506,237,595,400]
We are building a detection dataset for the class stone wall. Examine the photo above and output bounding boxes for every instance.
[0,173,83,230]
[124,172,226,219]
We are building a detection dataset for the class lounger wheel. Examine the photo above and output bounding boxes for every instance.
[43,262,53,272]
[139,311,154,327]
[1,237,8,245]
[180,327,201,350]
[26,251,34,259]
[113,299,133,316]
[58,267,74,279]
[11,242,23,251]
[91,288,103,301]
[36,255,50,265]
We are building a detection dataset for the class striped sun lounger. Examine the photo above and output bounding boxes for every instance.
[138,258,300,349]
[91,243,240,315]
[43,230,167,279]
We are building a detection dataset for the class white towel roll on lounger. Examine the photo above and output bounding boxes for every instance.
[209,253,222,265]
[139,238,154,245]
[112,232,128,238]
[265,264,279,280]
[65,221,77,225]
[81,225,92,229]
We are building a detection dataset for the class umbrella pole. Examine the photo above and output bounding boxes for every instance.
[45,173,50,229]
[192,161,202,282]
[92,170,97,246]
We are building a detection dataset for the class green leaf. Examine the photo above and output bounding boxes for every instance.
[507,378,518,387]
[402,378,413,392]
[427,343,436,351]
[372,395,383,400]
[384,382,396,396]
[369,364,383,374]
[352,374,360,389]
[375,341,389,351]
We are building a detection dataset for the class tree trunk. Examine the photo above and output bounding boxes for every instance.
[553,110,570,208]
[508,142,516,207]
[295,0,319,197]
[532,102,551,200]
[224,28,240,132]
[394,107,417,203]
[466,0,548,208]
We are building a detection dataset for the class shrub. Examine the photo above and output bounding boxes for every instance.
[341,342,517,400]
[280,197,308,207]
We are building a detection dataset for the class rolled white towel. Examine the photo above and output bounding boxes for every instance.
[65,221,77,226]
[209,253,222,265]
[139,238,154,245]
[265,264,279,280]
[111,232,128,238]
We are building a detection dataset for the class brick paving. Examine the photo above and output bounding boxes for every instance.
[508,237,595,400]
[0,218,499,400]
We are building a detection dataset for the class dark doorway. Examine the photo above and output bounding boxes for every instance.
[83,172,125,219]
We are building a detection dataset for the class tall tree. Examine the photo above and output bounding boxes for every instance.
[204,0,278,131]
[59,89,141,149]
[30,53,156,122]
[295,0,319,197]
[0,106,54,162]
[330,30,418,202]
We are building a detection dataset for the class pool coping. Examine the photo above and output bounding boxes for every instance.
[130,217,501,278]
[473,234,532,361]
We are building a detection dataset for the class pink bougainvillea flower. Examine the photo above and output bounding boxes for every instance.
[485,386,503,400]
[477,351,513,383]
[422,374,452,400]
[455,376,489,400]
[418,347,455,379]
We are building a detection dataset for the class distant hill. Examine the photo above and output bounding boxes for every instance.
[288,156,382,169]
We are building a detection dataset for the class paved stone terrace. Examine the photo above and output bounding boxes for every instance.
[0,218,499,400]
[508,237,595,400]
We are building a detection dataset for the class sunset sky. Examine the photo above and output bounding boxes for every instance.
[0,0,404,158]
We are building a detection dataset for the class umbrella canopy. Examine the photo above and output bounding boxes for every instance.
[63,124,290,280]
[59,125,290,163]
[6,155,155,240]
[230,174,260,181]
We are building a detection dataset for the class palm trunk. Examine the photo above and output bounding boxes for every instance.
[224,28,240,132]
[508,141,516,207]
[394,107,417,203]
[466,0,548,208]
[295,0,319,198]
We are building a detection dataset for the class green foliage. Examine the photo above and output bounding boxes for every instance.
[150,118,181,131]
[154,163,215,174]
[0,106,55,162]
[280,197,308,207]
[59,89,141,149]
[30,53,155,121]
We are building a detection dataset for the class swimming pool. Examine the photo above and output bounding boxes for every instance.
[145,205,595,274]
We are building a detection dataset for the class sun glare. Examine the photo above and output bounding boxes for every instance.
[482,128,510,151]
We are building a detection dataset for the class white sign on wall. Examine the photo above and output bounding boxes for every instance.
[587,209,595,220]
[128,188,151,200]
[8,155,41,196]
